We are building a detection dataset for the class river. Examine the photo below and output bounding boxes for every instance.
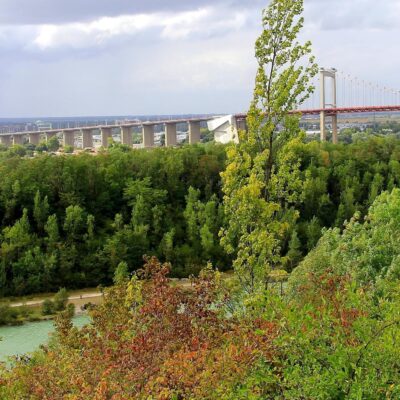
[0,315,90,363]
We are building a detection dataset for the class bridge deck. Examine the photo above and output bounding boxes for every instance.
[0,116,216,136]
[2,106,400,136]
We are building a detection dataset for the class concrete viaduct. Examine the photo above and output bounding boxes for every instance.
[0,117,228,149]
[0,115,248,149]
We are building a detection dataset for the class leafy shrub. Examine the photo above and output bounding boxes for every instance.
[0,258,277,398]
[47,136,60,152]
[2,257,400,399]
[0,302,17,325]
[53,288,68,312]
[35,141,48,153]
[41,299,54,316]
[288,189,400,297]
[63,145,74,153]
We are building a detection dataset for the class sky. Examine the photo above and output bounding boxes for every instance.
[0,0,399,118]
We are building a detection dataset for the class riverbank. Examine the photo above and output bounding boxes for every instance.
[1,281,190,326]
[0,289,104,327]
[8,288,103,308]
[2,272,280,326]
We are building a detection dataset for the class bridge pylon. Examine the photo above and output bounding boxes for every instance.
[320,67,338,143]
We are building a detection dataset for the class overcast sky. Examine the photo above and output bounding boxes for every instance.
[0,0,399,117]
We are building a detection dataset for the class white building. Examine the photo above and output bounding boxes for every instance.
[207,115,240,144]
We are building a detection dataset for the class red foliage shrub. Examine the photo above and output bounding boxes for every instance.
[1,257,279,399]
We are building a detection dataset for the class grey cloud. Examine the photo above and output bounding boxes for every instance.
[0,30,256,117]
[304,0,400,31]
[0,4,258,60]
[0,0,266,25]
[1,0,399,118]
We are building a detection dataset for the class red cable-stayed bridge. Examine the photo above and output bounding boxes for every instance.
[235,105,400,119]
[295,68,400,142]
[293,105,400,116]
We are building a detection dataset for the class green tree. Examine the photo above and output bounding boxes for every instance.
[368,172,384,205]
[86,214,95,240]
[220,0,317,294]
[200,128,214,143]
[159,229,175,262]
[1,209,33,279]
[45,214,60,245]
[36,141,48,153]
[0,302,16,325]
[9,144,26,157]
[184,187,203,245]
[286,229,302,271]
[289,189,400,296]
[64,145,74,154]
[63,205,85,241]
[305,216,322,251]
[184,188,222,262]
[33,190,50,232]
[124,178,167,226]
[113,261,129,285]
[103,214,149,273]
[42,299,54,315]
[47,136,60,152]
[53,288,69,312]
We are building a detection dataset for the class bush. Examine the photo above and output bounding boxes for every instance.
[36,141,48,153]
[288,189,400,297]
[53,288,69,312]
[1,257,400,398]
[63,145,74,154]
[9,144,26,157]
[18,304,31,318]
[65,303,75,318]
[41,299,54,316]
[47,136,60,152]
[113,261,129,284]
[0,302,15,325]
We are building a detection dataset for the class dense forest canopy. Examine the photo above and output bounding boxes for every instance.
[1,191,400,398]
[0,135,400,296]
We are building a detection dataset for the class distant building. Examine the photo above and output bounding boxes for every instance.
[35,120,52,131]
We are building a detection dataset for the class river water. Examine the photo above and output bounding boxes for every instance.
[0,315,90,363]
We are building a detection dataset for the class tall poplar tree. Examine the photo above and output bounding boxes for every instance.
[220,0,318,294]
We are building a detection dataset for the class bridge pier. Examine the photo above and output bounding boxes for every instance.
[320,111,326,142]
[101,127,112,148]
[121,126,133,146]
[143,125,154,148]
[81,128,94,148]
[29,133,41,146]
[235,118,247,142]
[320,68,337,143]
[46,132,56,142]
[165,123,177,147]
[236,119,247,132]
[63,131,75,148]
[332,115,338,144]
[0,135,12,146]
[13,135,24,146]
[188,121,201,144]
